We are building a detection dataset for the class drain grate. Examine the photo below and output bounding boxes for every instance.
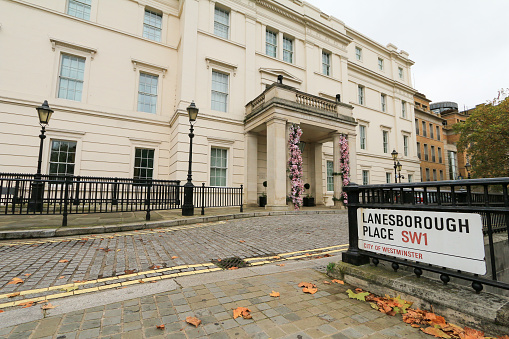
[212,257,250,269]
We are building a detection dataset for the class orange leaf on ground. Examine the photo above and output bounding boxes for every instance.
[8,292,20,298]
[156,324,165,330]
[463,327,484,338]
[411,324,420,328]
[302,287,318,294]
[24,274,31,277]
[426,312,446,326]
[497,336,509,339]
[7,277,23,285]
[233,307,251,319]
[239,240,245,243]
[323,281,331,285]
[74,280,87,283]
[58,276,64,279]
[19,301,34,308]
[0,310,3,313]
[273,256,281,259]
[171,256,178,259]
[228,267,238,270]
[217,259,222,262]
[41,303,56,310]
[149,265,162,270]
[298,282,316,289]
[324,254,332,257]
[270,291,280,297]
[305,253,311,256]
[58,260,68,263]
[420,326,451,338]
[124,269,136,274]
[276,264,285,267]
[186,316,202,327]
[331,279,344,285]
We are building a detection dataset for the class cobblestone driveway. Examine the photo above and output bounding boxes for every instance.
[0,213,348,297]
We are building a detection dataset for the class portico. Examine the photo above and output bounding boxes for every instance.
[244,82,357,210]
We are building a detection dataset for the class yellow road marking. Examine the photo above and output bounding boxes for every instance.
[0,243,349,308]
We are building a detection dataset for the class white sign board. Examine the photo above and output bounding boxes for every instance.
[358,208,486,275]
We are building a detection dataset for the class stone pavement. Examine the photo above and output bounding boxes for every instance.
[0,257,429,338]
[0,213,348,312]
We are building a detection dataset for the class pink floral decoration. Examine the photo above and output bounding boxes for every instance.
[339,134,350,204]
[288,124,304,210]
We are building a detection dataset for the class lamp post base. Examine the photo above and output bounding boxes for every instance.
[27,181,45,212]
[182,184,194,216]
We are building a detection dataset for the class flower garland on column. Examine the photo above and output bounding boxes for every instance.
[339,134,350,204]
[288,124,304,210]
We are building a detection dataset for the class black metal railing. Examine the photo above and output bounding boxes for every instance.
[0,173,243,226]
[342,178,509,294]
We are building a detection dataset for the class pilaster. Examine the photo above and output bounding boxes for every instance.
[245,132,258,206]
[266,117,288,210]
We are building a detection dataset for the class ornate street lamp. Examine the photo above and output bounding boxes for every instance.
[396,161,403,183]
[465,162,471,179]
[391,149,398,183]
[182,101,199,216]
[28,100,54,212]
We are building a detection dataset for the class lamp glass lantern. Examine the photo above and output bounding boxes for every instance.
[187,101,199,122]
[396,161,402,172]
[36,100,54,125]
[391,149,398,161]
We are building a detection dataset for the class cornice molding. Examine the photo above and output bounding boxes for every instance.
[347,61,416,96]
[131,58,168,77]
[259,67,303,84]
[206,57,238,76]
[50,38,97,59]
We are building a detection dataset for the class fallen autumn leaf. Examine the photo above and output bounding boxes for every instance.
[186,316,202,327]
[270,291,280,297]
[8,292,20,298]
[7,277,23,285]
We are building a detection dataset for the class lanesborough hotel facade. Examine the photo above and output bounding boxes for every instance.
[0,0,419,210]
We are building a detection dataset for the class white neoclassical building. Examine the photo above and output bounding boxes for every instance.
[0,0,420,210]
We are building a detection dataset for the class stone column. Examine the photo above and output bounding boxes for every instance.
[332,133,342,207]
[348,132,358,183]
[313,143,324,205]
[266,118,288,210]
[245,132,258,206]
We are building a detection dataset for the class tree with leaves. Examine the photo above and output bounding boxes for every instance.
[454,90,509,178]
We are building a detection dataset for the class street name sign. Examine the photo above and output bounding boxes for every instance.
[358,208,486,275]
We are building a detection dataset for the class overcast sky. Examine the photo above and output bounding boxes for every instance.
[305,0,509,110]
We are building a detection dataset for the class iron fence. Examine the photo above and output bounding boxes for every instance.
[0,173,243,226]
[342,178,509,294]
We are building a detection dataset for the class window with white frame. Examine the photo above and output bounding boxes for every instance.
[382,130,389,153]
[143,9,162,42]
[358,85,364,105]
[378,58,384,71]
[67,0,91,20]
[49,140,77,176]
[58,54,85,101]
[210,148,228,186]
[322,51,331,76]
[134,148,155,181]
[381,94,386,112]
[326,161,334,191]
[386,172,392,184]
[283,36,294,63]
[401,101,407,118]
[266,29,277,57]
[408,174,413,182]
[138,72,158,113]
[359,125,366,150]
[355,47,362,61]
[398,67,404,79]
[214,6,229,39]
[362,170,369,185]
[403,135,409,156]
[211,70,229,112]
